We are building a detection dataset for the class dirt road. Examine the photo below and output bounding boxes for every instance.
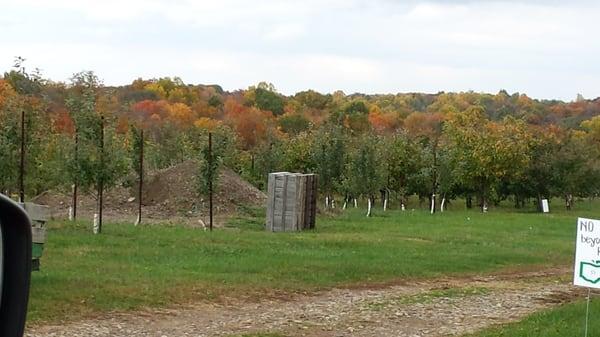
[27,268,580,337]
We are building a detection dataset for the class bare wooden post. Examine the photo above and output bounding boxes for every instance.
[19,109,25,202]
[208,132,213,232]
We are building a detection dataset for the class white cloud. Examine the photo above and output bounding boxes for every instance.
[0,0,599,100]
[263,23,306,41]
[182,51,382,94]
[6,0,162,21]
[292,54,382,84]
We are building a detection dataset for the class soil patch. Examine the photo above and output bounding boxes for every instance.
[33,161,266,226]
[26,268,579,337]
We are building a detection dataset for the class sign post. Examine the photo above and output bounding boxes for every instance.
[574,218,600,336]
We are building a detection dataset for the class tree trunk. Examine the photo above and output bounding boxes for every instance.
[366,197,372,217]
[566,194,573,210]
[430,140,438,214]
[466,195,472,209]
[70,183,77,221]
[478,183,488,213]
[354,198,357,208]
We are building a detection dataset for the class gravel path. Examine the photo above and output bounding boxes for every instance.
[27,269,580,337]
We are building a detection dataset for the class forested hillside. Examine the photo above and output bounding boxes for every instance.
[2,61,600,212]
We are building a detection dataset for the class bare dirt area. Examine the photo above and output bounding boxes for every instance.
[33,161,266,226]
[26,268,582,337]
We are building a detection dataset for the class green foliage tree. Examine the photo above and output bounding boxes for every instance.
[329,100,370,133]
[197,133,222,196]
[66,71,128,232]
[252,137,281,190]
[345,135,384,216]
[313,126,346,209]
[0,99,19,194]
[66,71,101,208]
[279,131,315,173]
[385,132,420,209]
[445,109,532,212]
[294,90,331,110]
[1,57,46,199]
[404,111,444,212]
[195,126,238,196]
[129,124,145,225]
[247,82,285,116]
[278,113,310,135]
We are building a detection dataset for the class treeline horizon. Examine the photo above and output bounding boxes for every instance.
[2,59,600,215]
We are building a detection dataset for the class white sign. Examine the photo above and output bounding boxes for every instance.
[541,199,549,213]
[574,218,600,288]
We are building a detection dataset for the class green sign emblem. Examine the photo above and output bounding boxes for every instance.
[580,261,600,284]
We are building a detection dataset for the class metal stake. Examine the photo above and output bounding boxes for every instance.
[136,128,144,225]
[97,115,104,234]
[585,288,591,337]
[19,109,25,202]
[208,132,213,232]
[72,132,78,221]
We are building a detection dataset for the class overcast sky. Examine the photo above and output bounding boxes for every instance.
[0,0,598,101]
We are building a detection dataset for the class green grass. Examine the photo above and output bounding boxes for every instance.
[467,297,599,337]
[29,200,595,324]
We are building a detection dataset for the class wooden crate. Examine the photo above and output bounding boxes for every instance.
[20,202,48,244]
[20,202,49,270]
[266,172,317,232]
[303,174,318,230]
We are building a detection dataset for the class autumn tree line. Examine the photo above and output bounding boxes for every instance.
[2,60,600,219]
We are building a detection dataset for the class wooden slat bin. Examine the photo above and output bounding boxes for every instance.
[266,172,317,232]
[20,202,49,271]
[303,174,317,229]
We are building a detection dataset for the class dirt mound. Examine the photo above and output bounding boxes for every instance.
[141,160,266,217]
[33,161,266,225]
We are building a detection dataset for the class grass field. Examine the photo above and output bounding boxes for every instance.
[28,199,596,324]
